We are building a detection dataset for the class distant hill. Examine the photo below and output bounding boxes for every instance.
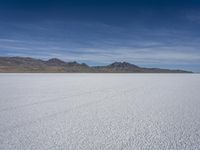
[0,57,192,73]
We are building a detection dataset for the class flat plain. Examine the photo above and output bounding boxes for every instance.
[0,74,200,150]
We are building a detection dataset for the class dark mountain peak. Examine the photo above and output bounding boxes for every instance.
[67,61,79,66]
[109,62,139,68]
[46,58,66,66]
[81,63,89,67]
[65,61,89,68]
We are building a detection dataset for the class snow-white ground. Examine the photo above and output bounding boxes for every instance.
[0,74,200,150]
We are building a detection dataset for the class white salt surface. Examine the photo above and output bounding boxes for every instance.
[0,74,200,150]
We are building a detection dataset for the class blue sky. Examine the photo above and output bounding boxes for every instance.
[0,0,200,71]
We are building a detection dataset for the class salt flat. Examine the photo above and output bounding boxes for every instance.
[0,74,200,150]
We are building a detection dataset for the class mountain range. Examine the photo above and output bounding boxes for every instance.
[0,57,192,73]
